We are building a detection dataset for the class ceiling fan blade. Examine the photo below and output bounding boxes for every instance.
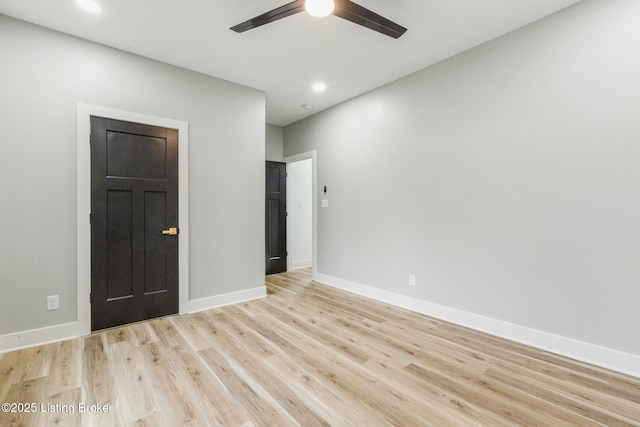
[231,0,306,33]
[333,0,407,39]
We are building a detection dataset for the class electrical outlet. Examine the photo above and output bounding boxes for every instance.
[47,295,59,311]
[409,274,416,286]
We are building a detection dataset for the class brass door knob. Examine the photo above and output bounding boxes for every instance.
[161,227,178,236]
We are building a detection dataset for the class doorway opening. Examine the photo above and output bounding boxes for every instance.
[284,151,317,278]
[287,158,312,270]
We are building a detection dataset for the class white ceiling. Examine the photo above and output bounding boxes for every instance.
[0,0,583,126]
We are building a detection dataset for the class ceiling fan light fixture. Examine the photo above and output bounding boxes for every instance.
[76,0,101,13]
[305,0,335,17]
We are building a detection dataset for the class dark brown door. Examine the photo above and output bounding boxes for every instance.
[90,117,179,331]
[266,161,287,275]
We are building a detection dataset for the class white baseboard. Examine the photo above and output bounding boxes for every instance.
[1,286,267,353]
[290,260,312,270]
[314,273,640,379]
[184,286,267,314]
[0,322,80,353]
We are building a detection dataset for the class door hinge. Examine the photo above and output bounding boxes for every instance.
[89,213,93,224]
[89,293,92,304]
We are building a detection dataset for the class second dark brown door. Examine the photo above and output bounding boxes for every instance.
[90,117,179,331]
[266,161,287,275]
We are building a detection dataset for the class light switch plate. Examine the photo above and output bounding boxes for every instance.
[322,199,329,208]
[47,295,60,311]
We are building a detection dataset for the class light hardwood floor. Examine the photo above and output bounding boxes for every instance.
[1,268,639,426]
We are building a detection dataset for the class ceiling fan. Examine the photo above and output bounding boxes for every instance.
[230,0,407,39]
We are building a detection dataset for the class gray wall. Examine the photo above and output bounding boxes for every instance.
[265,124,284,162]
[284,0,640,356]
[0,15,265,335]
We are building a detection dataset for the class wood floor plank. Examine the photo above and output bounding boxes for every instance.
[262,353,390,426]
[81,333,118,427]
[108,340,158,424]
[484,366,639,426]
[14,345,51,385]
[128,322,160,347]
[1,268,639,426]
[0,351,21,398]
[208,323,331,426]
[198,346,298,427]
[223,306,308,359]
[128,412,166,427]
[46,339,83,396]
[35,387,83,427]
[208,310,278,359]
[139,342,207,427]
[404,362,590,426]
[298,349,434,426]
[170,343,251,426]
[148,316,189,349]
[258,296,375,364]
[361,356,511,427]
[169,315,218,353]
[105,327,132,345]
[1,377,47,427]
[488,357,640,421]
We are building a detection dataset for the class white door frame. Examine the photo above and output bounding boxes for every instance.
[76,103,190,337]
[283,150,317,279]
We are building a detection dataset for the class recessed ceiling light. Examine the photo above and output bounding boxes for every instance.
[312,82,327,92]
[76,0,101,14]
[305,0,334,17]
[302,104,314,111]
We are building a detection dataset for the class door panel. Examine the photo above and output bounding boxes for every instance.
[91,117,178,331]
[144,191,168,294]
[107,131,167,179]
[266,161,287,275]
[106,190,134,300]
